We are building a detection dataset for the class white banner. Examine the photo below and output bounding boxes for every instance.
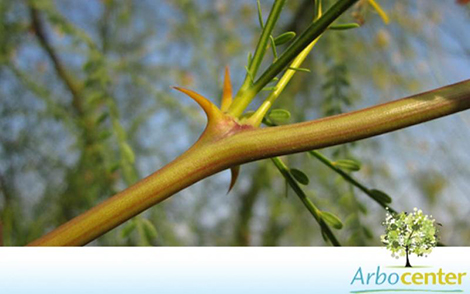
[0,247,468,293]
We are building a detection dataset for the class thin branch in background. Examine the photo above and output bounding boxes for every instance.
[29,6,84,116]
[233,164,268,246]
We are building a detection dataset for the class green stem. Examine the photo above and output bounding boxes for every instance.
[309,150,395,212]
[229,0,359,117]
[29,6,84,115]
[254,0,358,91]
[248,0,286,83]
[249,1,324,126]
[238,0,286,96]
[29,79,470,246]
[271,157,340,246]
[28,137,222,246]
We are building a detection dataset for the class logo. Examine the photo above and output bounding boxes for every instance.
[349,208,467,293]
[382,208,439,268]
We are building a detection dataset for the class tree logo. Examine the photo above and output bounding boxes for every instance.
[381,208,439,268]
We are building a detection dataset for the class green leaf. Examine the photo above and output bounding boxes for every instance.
[358,201,368,215]
[141,219,158,240]
[108,162,120,173]
[86,91,105,106]
[334,159,361,171]
[369,189,392,204]
[290,168,309,185]
[96,113,108,124]
[121,142,135,164]
[321,211,344,230]
[257,0,264,28]
[262,86,278,91]
[83,60,94,72]
[329,23,360,30]
[120,220,137,238]
[98,130,113,141]
[267,109,291,123]
[274,31,296,46]
[270,35,278,60]
[265,77,280,87]
[363,226,374,239]
[287,66,311,73]
[239,110,255,120]
[262,117,275,127]
[244,65,255,83]
[264,77,279,87]
[247,52,253,67]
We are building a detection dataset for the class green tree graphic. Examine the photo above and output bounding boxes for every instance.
[381,209,439,267]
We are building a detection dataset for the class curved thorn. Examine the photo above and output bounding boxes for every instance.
[173,87,223,124]
[220,66,233,112]
[227,165,240,194]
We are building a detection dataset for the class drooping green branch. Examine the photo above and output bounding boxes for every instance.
[29,6,84,115]
[271,157,341,246]
[309,151,396,213]
[28,79,470,246]
[229,0,359,117]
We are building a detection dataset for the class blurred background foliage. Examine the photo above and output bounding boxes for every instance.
[1,0,470,246]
